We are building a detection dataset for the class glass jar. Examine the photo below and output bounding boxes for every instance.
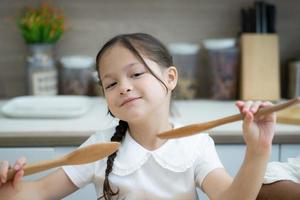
[168,43,201,99]
[59,56,95,95]
[27,44,58,95]
[202,38,239,100]
[206,47,239,100]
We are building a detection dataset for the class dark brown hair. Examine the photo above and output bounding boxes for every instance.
[96,33,173,200]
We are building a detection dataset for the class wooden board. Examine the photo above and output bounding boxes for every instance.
[240,34,280,101]
[277,105,300,125]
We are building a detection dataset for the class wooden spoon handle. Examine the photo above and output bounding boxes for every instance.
[7,159,63,181]
[6,142,120,181]
[158,97,300,139]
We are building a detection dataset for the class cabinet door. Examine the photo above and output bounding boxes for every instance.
[280,144,300,162]
[197,144,279,200]
[0,148,55,181]
[216,144,279,176]
[55,147,97,200]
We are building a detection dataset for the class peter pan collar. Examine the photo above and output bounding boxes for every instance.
[112,123,204,176]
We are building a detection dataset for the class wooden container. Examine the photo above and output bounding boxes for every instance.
[277,105,300,125]
[240,34,280,100]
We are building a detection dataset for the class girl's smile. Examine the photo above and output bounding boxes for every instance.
[120,96,142,107]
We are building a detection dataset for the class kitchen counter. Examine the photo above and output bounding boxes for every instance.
[1,97,300,147]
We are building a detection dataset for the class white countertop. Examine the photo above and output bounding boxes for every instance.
[1,97,300,146]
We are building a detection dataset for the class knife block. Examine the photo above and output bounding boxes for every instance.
[240,34,280,100]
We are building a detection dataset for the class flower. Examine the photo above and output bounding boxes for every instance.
[17,2,65,44]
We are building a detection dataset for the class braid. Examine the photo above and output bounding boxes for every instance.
[98,120,128,200]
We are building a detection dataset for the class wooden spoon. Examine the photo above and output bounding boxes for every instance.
[158,97,300,139]
[6,142,120,181]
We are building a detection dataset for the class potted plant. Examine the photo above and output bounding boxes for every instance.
[17,2,64,44]
[16,2,65,95]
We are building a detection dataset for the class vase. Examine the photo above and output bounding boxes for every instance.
[26,44,58,95]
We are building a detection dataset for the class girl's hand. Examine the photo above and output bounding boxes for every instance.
[235,101,276,154]
[0,157,26,191]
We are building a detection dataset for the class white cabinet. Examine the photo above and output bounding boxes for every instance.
[0,147,96,200]
[280,144,300,162]
[197,144,280,200]
[0,148,55,181]
[216,144,279,176]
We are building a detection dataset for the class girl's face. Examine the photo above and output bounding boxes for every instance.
[98,44,176,122]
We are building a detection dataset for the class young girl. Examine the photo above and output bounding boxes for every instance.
[0,33,275,200]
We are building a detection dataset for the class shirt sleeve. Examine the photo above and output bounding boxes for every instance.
[194,135,224,188]
[62,134,102,188]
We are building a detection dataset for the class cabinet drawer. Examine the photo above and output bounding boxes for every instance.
[0,148,55,181]
[197,144,279,200]
[280,144,300,161]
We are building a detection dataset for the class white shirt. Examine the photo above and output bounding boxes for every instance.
[264,155,300,184]
[63,123,223,199]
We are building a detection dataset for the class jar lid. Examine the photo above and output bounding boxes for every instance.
[168,43,200,55]
[60,55,95,69]
[202,38,236,50]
